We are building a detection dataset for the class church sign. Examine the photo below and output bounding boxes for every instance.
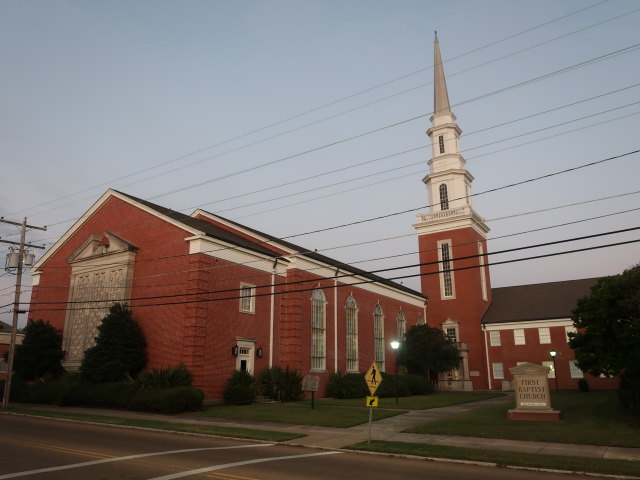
[507,362,562,421]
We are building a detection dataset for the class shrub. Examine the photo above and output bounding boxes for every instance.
[376,372,411,398]
[405,374,435,395]
[58,381,138,408]
[327,372,368,399]
[128,386,204,414]
[258,366,303,401]
[223,370,256,405]
[138,364,193,389]
[618,369,640,415]
[13,319,65,382]
[80,303,147,383]
[578,379,590,392]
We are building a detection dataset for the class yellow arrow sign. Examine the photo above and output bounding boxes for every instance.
[364,361,382,395]
[366,396,379,407]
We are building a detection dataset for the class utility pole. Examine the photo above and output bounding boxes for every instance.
[1,217,46,409]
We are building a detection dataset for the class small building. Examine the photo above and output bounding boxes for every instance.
[482,279,618,391]
[0,320,24,379]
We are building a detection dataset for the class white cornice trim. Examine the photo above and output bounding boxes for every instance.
[484,318,573,330]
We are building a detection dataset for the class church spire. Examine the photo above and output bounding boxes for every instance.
[433,31,451,118]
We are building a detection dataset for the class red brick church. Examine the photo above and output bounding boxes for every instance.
[27,36,615,400]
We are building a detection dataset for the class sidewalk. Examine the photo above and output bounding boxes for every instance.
[8,395,640,462]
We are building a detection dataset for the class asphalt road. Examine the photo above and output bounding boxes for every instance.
[0,414,612,480]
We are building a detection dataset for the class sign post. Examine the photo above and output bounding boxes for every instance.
[302,375,320,410]
[364,362,382,444]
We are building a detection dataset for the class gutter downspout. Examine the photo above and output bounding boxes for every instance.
[334,268,339,373]
[269,259,278,368]
[482,323,492,390]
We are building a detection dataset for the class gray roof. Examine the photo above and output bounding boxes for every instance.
[482,278,600,324]
[0,320,12,332]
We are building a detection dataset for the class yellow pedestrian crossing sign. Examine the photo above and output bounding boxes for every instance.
[364,361,382,395]
[366,396,379,407]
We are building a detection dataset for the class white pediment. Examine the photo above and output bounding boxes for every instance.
[68,232,138,264]
[510,362,549,376]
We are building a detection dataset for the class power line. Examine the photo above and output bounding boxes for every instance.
[13,205,638,299]
[24,235,640,314]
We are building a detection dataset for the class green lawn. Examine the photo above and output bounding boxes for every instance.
[405,391,640,447]
[200,403,406,428]
[349,441,640,478]
[199,391,507,427]
[311,391,506,410]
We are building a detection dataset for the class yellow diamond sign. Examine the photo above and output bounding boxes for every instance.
[364,361,382,395]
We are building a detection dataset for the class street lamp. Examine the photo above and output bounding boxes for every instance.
[550,349,559,392]
[390,340,400,404]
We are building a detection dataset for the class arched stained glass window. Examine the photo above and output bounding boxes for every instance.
[345,296,358,372]
[311,288,326,371]
[373,304,385,372]
[396,310,406,340]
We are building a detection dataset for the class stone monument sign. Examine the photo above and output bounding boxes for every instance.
[507,362,562,421]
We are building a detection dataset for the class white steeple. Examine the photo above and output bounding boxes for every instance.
[414,33,489,237]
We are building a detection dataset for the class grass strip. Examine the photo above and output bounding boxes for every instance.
[7,407,303,442]
[201,403,406,427]
[348,441,640,477]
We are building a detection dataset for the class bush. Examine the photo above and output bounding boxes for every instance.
[328,372,434,399]
[618,369,640,415]
[128,386,204,414]
[80,303,147,383]
[13,319,65,382]
[223,370,256,405]
[405,374,435,395]
[327,372,368,399]
[58,381,139,408]
[376,372,411,398]
[258,366,303,401]
[138,364,193,389]
[578,379,590,392]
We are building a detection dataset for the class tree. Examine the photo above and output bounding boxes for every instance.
[13,320,65,382]
[569,264,640,413]
[397,324,462,380]
[80,303,147,383]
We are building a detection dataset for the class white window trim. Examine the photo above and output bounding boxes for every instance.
[569,360,583,378]
[345,296,359,373]
[513,328,526,345]
[239,283,256,313]
[492,362,504,380]
[374,304,385,372]
[489,330,501,346]
[538,327,551,344]
[311,288,327,372]
[437,239,456,300]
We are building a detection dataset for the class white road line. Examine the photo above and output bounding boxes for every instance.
[0,444,272,479]
[148,451,342,480]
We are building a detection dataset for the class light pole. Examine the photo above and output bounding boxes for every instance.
[390,340,400,404]
[550,349,559,392]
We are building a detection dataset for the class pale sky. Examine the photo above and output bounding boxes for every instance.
[2,0,639,328]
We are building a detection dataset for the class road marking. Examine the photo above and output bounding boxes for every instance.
[148,451,342,480]
[206,473,260,480]
[0,436,114,459]
[0,444,272,479]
